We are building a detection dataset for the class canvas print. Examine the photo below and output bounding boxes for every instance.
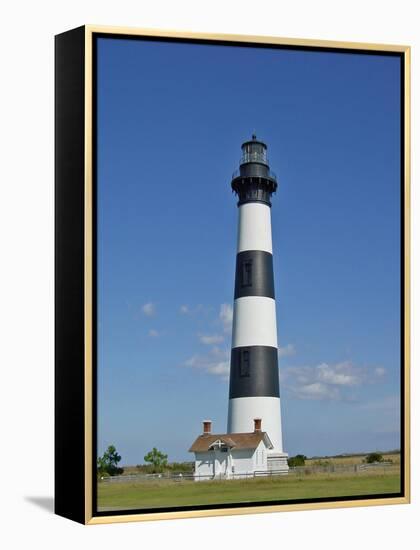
[94,35,403,514]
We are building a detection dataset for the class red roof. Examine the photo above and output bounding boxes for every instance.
[189,432,273,452]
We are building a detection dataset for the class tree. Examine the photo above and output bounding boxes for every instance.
[364,452,384,464]
[144,447,168,472]
[287,454,307,468]
[97,445,123,477]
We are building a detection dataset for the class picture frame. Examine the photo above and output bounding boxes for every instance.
[55,25,410,525]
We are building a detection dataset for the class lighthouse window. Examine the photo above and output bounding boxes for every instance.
[239,349,250,377]
[242,259,253,287]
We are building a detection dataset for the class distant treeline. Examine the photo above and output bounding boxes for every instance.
[309,450,400,460]
[121,462,195,475]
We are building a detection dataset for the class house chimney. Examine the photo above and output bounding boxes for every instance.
[203,420,212,434]
[254,418,262,432]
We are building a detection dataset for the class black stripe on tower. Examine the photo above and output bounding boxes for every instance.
[229,346,279,398]
[234,250,275,299]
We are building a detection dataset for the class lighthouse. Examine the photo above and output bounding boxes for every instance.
[227,135,289,472]
[188,135,288,478]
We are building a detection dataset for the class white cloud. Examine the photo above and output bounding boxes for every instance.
[282,361,385,401]
[375,367,386,377]
[219,303,233,333]
[184,347,230,381]
[297,382,340,400]
[207,362,230,377]
[179,304,214,316]
[142,302,156,317]
[317,362,361,386]
[199,334,224,345]
[148,329,159,338]
[278,344,295,357]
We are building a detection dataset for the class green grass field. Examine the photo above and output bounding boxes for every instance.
[97,469,401,511]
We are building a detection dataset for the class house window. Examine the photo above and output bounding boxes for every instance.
[241,259,253,287]
[240,349,250,377]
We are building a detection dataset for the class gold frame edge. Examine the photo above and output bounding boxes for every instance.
[82,25,411,525]
[85,24,410,52]
[403,46,411,504]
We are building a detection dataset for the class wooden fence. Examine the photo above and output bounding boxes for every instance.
[99,461,395,484]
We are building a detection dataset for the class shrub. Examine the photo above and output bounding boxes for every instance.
[287,454,307,467]
[364,452,384,464]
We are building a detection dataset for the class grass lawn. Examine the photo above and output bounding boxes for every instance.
[97,470,401,511]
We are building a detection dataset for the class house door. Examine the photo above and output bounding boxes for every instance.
[214,451,227,477]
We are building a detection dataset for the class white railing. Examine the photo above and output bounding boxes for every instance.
[232,168,277,180]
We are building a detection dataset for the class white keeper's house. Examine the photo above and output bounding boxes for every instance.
[189,419,276,480]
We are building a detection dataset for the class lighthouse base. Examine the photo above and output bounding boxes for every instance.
[267,452,289,474]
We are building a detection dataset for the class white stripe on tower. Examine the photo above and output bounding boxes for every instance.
[237,202,273,254]
[231,296,277,348]
[227,396,284,452]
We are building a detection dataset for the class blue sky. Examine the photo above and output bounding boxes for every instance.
[96,37,401,464]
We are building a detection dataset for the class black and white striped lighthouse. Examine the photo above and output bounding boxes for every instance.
[227,135,288,472]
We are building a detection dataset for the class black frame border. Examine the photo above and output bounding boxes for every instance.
[92,32,406,518]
